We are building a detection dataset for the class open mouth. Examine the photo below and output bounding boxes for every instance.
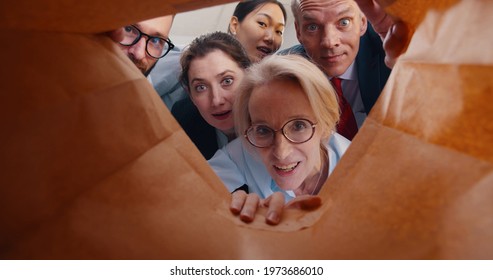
[212,110,231,120]
[274,162,300,172]
[257,46,273,55]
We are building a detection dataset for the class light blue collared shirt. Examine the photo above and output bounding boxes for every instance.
[208,133,351,201]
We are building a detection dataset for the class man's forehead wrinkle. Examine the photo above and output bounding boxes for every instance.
[298,0,359,14]
[299,1,324,12]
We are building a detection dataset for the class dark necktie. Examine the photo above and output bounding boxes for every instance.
[331,77,358,140]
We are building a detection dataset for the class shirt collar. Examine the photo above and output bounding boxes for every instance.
[329,60,357,81]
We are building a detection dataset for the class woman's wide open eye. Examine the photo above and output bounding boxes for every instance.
[221,77,234,86]
[194,84,207,93]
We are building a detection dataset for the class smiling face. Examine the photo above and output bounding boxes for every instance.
[248,78,325,193]
[230,3,285,63]
[294,0,367,77]
[188,50,245,135]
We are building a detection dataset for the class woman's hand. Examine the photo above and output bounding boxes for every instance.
[230,191,322,225]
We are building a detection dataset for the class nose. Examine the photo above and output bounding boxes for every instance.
[127,37,147,60]
[272,132,292,160]
[210,87,226,107]
[320,25,340,48]
[263,28,274,44]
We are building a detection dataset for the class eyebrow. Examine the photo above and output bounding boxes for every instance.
[257,12,285,27]
[302,7,355,21]
[190,70,237,84]
[217,70,236,77]
[133,23,167,39]
[336,7,355,17]
[252,115,313,125]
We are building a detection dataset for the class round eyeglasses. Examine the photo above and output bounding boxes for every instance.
[245,118,317,148]
[119,25,175,59]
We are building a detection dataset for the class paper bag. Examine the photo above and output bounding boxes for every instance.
[0,0,492,259]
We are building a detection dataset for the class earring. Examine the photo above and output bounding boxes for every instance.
[232,31,236,35]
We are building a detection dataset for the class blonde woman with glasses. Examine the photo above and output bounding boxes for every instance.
[209,54,350,225]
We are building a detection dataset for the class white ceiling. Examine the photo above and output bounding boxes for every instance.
[169,0,298,49]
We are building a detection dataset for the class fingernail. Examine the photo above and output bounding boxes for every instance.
[267,211,279,225]
[240,210,253,223]
[230,202,241,215]
[230,205,240,215]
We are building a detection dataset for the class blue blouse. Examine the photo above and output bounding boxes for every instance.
[208,133,351,201]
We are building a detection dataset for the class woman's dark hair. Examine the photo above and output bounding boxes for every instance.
[180,31,252,90]
[230,0,287,27]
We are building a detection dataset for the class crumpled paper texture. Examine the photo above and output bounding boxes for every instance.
[0,0,491,259]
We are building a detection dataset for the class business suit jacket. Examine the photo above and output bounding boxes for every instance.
[171,96,219,160]
[278,24,391,114]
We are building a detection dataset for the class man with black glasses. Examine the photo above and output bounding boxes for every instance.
[114,15,175,76]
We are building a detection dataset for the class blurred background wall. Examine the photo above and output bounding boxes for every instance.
[168,1,298,49]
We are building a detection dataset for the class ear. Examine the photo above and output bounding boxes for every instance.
[359,14,368,36]
[294,20,303,43]
[229,16,239,35]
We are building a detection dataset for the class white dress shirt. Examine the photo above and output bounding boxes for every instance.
[336,61,367,128]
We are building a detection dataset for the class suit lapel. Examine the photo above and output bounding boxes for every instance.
[356,24,392,114]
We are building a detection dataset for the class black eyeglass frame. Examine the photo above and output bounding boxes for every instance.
[244,118,318,148]
[119,25,175,59]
